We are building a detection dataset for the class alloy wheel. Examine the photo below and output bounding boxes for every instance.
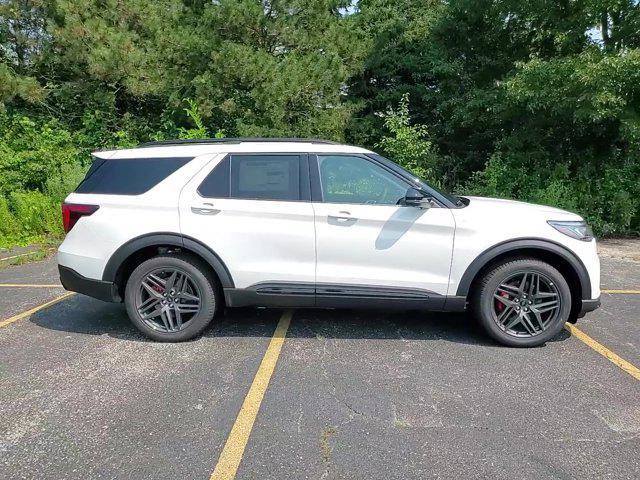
[492,270,562,337]
[135,268,202,333]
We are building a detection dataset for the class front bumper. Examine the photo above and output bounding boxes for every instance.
[577,296,601,319]
[58,265,121,303]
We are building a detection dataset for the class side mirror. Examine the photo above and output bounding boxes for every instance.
[403,187,432,209]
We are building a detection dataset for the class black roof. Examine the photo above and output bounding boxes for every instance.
[140,137,339,147]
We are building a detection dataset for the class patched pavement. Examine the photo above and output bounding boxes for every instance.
[0,255,638,479]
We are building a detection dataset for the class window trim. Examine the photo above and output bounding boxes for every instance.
[197,153,311,202]
[310,153,444,207]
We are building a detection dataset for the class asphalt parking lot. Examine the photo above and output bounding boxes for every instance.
[1,251,639,479]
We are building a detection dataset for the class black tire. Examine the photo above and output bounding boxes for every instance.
[471,257,571,347]
[124,254,219,342]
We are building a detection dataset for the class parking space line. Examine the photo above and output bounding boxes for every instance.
[0,252,36,262]
[0,292,75,329]
[210,309,293,480]
[601,289,640,294]
[0,284,63,288]
[564,323,640,381]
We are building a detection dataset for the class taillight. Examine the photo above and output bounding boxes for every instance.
[62,203,99,233]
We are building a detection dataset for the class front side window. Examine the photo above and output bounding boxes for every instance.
[317,155,408,205]
[231,155,300,201]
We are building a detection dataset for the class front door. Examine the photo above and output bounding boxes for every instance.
[311,154,455,303]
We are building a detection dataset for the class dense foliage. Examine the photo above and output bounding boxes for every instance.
[1,0,639,245]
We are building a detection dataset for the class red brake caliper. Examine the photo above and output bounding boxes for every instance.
[495,291,509,312]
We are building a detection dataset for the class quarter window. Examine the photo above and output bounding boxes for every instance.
[76,157,192,195]
[198,157,230,198]
[317,155,408,205]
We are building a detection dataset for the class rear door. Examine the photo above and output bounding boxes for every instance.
[311,154,456,303]
[179,153,315,295]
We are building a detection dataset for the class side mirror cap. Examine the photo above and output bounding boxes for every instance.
[403,187,432,209]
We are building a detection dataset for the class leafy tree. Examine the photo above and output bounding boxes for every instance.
[376,93,440,185]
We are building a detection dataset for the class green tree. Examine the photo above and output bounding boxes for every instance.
[376,93,440,185]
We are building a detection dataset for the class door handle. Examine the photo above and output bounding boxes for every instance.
[328,211,356,222]
[191,202,220,215]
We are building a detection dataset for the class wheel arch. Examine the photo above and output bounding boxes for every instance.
[102,233,234,300]
[457,238,591,316]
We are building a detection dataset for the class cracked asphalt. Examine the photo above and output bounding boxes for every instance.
[0,255,639,479]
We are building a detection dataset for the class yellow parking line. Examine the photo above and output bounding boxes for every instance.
[0,292,75,329]
[0,252,36,262]
[210,310,293,480]
[602,289,640,294]
[564,323,640,381]
[0,284,63,288]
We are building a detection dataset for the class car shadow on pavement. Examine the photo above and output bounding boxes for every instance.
[27,294,571,347]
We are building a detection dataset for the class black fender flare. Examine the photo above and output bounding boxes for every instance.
[102,232,234,288]
[455,238,591,300]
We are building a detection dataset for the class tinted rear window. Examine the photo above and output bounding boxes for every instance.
[76,157,192,195]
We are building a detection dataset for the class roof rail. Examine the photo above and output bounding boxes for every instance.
[139,137,339,147]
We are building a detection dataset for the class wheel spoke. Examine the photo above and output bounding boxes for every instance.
[159,308,171,330]
[528,273,538,297]
[494,294,515,308]
[498,283,519,294]
[177,303,200,313]
[141,306,162,320]
[138,296,160,314]
[173,305,182,330]
[531,299,559,314]
[165,270,178,291]
[504,314,522,330]
[147,274,166,290]
[176,273,188,295]
[497,306,516,325]
[178,291,199,302]
[518,272,529,294]
[533,291,558,299]
[141,280,163,299]
[520,312,537,335]
[530,308,545,331]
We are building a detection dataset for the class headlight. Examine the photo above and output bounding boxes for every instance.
[547,220,594,241]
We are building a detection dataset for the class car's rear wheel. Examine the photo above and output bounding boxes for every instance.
[124,254,218,341]
[472,258,571,347]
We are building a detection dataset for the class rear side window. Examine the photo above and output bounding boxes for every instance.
[199,154,304,201]
[75,157,192,195]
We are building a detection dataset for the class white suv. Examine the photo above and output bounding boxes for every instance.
[57,138,600,346]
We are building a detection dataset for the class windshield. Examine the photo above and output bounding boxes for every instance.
[367,153,465,207]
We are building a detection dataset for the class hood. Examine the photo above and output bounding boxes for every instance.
[462,196,583,220]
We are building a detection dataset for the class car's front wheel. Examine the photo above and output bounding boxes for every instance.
[472,258,572,347]
[124,254,218,341]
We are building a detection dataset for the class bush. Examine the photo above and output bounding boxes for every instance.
[7,191,63,238]
[376,94,442,186]
[466,150,640,237]
[0,114,81,196]
[44,161,88,203]
[0,195,19,239]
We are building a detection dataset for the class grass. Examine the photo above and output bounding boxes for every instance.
[0,238,59,269]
